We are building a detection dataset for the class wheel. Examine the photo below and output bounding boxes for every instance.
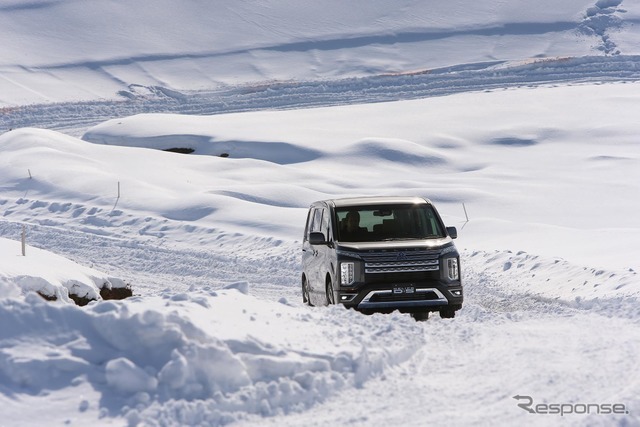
[411,311,429,322]
[440,308,456,319]
[302,276,313,306]
[325,278,335,305]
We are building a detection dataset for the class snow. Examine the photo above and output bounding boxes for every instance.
[1,0,639,107]
[1,1,640,426]
[0,236,127,302]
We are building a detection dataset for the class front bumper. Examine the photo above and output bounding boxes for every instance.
[338,281,463,313]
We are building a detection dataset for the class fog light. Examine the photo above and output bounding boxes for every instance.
[447,258,459,281]
[340,262,354,285]
[340,294,357,303]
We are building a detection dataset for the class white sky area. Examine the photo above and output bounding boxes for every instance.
[0,1,639,426]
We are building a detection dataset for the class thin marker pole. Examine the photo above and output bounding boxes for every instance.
[21,225,26,256]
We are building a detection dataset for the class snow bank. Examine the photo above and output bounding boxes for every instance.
[0,287,423,425]
[0,237,128,303]
[464,249,640,319]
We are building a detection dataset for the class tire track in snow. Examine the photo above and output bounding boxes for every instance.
[0,218,300,299]
[3,55,640,136]
[245,265,640,427]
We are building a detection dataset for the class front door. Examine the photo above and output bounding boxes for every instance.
[303,207,325,303]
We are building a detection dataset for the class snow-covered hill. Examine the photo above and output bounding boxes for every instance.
[1,1,639,426]
[1,0,639,107]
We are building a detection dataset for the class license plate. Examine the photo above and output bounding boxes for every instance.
[393,286,415,294]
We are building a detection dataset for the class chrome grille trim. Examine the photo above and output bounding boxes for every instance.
[358,288,448,309]
[365,265,439,273]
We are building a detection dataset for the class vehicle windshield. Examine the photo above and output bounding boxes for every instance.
[335,204,446,242]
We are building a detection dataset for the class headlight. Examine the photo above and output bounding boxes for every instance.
[446,258,459,281]
[340,262,355,285]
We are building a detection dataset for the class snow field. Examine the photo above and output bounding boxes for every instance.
[1,0,640,425]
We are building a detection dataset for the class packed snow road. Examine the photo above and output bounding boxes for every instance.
[241,260,640,426]
[0,219,299,299]
[4,55,640,137]
[248,298,640,426]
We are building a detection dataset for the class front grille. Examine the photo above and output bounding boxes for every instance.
[369,291,440,303]
[362,249,440,274]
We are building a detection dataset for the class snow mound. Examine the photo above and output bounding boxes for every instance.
[339,138,448,167]
[0,288,423,425]
[0,237,129,303]
[83,115,323,164]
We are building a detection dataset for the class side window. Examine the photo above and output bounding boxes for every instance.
[304,208,315,240]
[311,208,324,233]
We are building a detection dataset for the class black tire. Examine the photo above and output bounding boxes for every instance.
[302,276,313,306]
[440,308,456,319]
[411,311,429,322]
[325,278,335,305]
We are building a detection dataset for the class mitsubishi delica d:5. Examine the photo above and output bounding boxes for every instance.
[301,196,462,321]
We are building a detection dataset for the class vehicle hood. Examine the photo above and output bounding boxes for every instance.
[336,238,454,252]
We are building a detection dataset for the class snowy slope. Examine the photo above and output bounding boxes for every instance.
[1,0,639,106]
[1,1,640,426]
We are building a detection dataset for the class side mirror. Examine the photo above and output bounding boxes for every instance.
[446,226,458,239]
[309,232,327,245]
